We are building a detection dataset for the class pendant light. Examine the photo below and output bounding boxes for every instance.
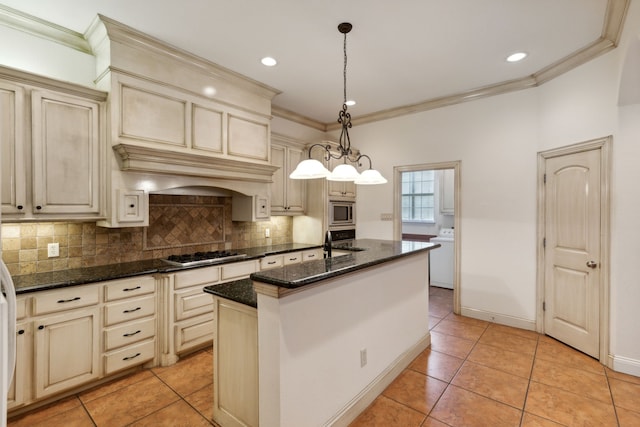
[289,22,387,185]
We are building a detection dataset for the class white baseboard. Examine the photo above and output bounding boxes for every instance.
[461,306,536,331]
[609,354,640,377]
[325,333,431,427]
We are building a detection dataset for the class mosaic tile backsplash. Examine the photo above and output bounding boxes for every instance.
[1,194,293,276]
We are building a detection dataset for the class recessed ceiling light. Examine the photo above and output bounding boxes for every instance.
[345,100,356,106]
[261,57,277,67]
[203,86,216,97]
[506,52,527,63]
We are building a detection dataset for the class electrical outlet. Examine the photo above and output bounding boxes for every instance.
[47,242,60,258]
[265,228,270,238]
[380,213,393,221]
[360,348,367,367]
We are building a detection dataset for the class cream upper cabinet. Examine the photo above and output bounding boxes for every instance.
[270,137,306,215]
[440,169,455,215]
[0,81,27,216]
[110,74,270,164]
[31,90,102,216]
[0,70,107,221]
[327,154,356,199]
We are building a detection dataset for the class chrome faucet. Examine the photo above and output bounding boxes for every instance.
[323,230,332,258]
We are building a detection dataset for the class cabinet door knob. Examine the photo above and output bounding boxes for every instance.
[18,329,25,335]
[586,260,598,269]
[17,205,23,210]
[36,205,42,210]
[129,204,135,208]
[38,325,45,330]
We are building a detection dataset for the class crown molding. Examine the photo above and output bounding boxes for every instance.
[0,65,107,101]
[90,14,281,102]
[0,4,92,54]
[317,0,630,131]
[271,105,327,131]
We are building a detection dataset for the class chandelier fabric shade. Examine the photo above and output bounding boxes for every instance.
[288,22,387,185]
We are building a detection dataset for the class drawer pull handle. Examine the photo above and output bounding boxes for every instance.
[123,286,141,292]
[289,258,298,261]
[307,254,316,258]
[123,330,141,337]
[123,352,141,361]
[57,296,81,304]
[123,307,141,313]
[267,261,277,265]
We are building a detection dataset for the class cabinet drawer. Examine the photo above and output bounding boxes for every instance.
[175,287,214,321]
[104,276,155,301]
[221,260,257,281]
[283,251,302,265]
[104,339,155,374]
[260,255,283,270]
[175,314,214,353]
[174,265,220,290]
[33,285,99,315]
[104,317,156,351]
[104,295,155,326]
[302,249,323,262]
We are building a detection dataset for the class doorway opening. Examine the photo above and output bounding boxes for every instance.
[393,161,461,315]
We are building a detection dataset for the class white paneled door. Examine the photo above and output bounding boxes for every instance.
[543,147,602,358]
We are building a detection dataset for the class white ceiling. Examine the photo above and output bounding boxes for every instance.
[0,0,618,124]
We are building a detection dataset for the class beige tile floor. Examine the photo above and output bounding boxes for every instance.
[8,286,640,426]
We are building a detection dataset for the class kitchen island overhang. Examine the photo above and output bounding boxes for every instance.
[205,239,439,427]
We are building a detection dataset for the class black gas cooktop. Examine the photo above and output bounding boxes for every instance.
[163,250,247,267]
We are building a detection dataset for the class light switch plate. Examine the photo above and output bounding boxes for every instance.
[380,213,393,221]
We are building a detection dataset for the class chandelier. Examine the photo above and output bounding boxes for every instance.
[289,22,387,185]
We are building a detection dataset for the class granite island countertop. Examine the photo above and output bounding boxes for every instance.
[203,239,439,307]
[249,239,440,289]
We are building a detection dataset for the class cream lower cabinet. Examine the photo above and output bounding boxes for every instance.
[260,249,323,270]
[162,260,258,365]
[102,276,157,375]
[6,321,27,410]
[34,307,100,399]
[8,276,157,414]
[31,285,101,399]
[212,297,258,427]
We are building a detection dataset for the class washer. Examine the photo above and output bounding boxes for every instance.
[430,228,454,289]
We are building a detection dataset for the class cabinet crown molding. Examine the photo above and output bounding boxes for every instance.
[113,143,279,184]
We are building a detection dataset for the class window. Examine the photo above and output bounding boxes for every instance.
[401,170,435,221]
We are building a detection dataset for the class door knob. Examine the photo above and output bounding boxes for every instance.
[586,261,598,269]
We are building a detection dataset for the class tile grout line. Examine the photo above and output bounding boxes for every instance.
[603,368,622,427]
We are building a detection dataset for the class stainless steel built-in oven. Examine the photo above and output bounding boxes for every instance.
[329,200,355,228]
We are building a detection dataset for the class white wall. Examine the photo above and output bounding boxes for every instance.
[0,26,96,87]
[318,2,640,374]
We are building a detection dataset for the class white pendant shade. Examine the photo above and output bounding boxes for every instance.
[354,168,388,185]
[289,159,331,179]
[327,163,360,181]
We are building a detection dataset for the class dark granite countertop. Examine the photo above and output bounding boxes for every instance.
[12,242,322,294]
[203,278,257,308]
[249,239,440,289]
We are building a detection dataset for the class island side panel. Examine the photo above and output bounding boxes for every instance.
[256,251,430,427]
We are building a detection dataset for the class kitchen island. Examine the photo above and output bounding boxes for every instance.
[204,239,439,427]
